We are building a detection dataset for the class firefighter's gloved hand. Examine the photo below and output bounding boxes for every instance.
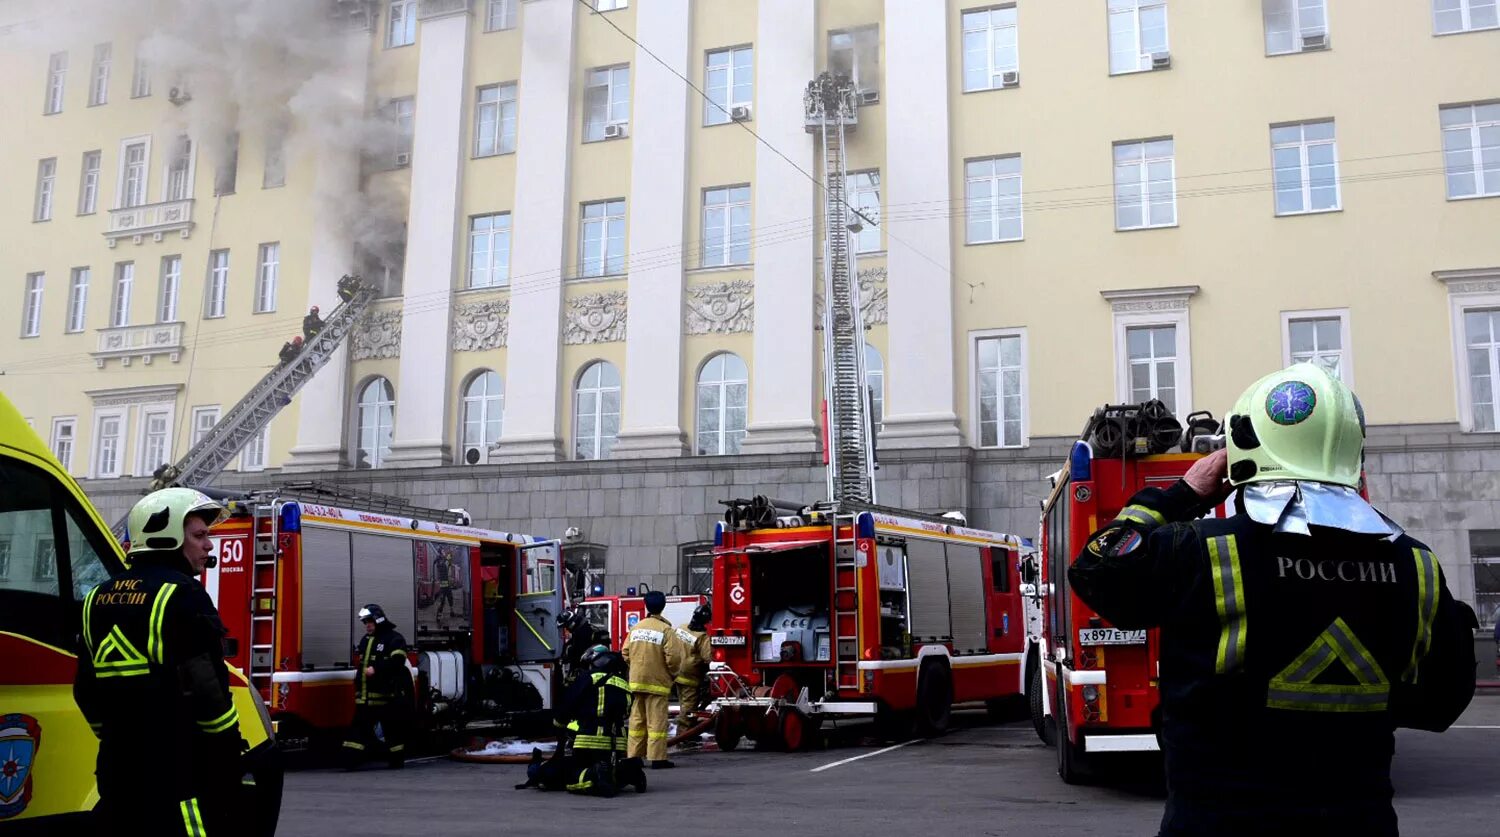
[1183,448,1231,502]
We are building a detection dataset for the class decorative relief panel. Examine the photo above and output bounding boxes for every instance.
[814,266,889,331]
[352,309,402,360]
[685,280,754,334]
[452,299,509,351]
[564,291,627,345]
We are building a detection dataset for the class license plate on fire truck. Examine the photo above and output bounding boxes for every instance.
[1078,628,1147,646]
[710,635,746,646]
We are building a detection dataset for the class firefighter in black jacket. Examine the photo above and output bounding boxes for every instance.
[341,603,413,770]
[554,645,646,796]
[1069,364,1478,837]
[74,488,245,836]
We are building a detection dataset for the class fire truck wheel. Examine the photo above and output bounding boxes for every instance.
[779,708,818,752]
[714,710,743,752]
[915,661,953,736]
[1028,657,1050,744]
[1054,679,1090,785]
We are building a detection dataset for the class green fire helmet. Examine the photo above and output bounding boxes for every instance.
[126,487,228,560]
[1224,362,1366,488]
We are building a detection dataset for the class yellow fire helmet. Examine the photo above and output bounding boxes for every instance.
[1224,362,1366,488]
[126,487,229,560]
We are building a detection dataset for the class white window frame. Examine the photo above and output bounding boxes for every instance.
[67,267,90,333]
[704,46,753,126]
[35,158,56,222]
[356,377,396,469]
[386,97,415,166]
[848,170,882,254]
[970,327,1030,449]
[159,256,182,323]
[486,0,518,31]
[961,6,1020,93]
[22,273,45,338]
[578,199,627,279]
[131,54,151,98]
[468,213,513,289]
[583,65,630,143]
[1108,0,1170,76]
[1263,0,1330,55]
[1113,138,1178,230]
[1443,271,1500,432]
[1106,288,1195,419]
[474,83,519,157]
[460,371,505,465]
[593,0,627,10]
[45,51,67,114]
[190,406,220,447]
[110,262,134,328]
[828,25,879,94]
[263,127,287,189]
[695,353,749,456]
[1271,120,1341,215]
[117,135,152,210]
[965,155,1024,244]
[89,42,111,106]
[1433,0,1500,35]
[205,250,229,319]
[50,417,77,473]
[135,404,175,478]
[91,409,127,480]
[387,0,417,48]
[240,424,270,472]
[865,343,885,430]
[702,185,752,268]
[79,150,101,215]
[1441,102,1500,201]
[573,362,621,461]
[255,242,279,313]
[1280,308,1352,386]
[160,136,195,202]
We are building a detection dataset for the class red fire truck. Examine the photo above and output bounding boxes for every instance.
[201,482,564,750]
[708,497,1030,751]
[578,592,708,650]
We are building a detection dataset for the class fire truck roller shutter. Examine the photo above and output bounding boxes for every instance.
[945,544,987,654]
[907,538,953,643]
[301,526,354,668]
[351,532,417,637]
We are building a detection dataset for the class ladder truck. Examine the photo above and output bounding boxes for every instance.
[707,73,1031,751]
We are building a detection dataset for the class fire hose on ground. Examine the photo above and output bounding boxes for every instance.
[448,711,718,764]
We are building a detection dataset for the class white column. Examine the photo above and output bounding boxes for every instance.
[492,0,578,463]
[385,6,471,467]
[285,31,372,472]
[739,0,818,455]
[881,0,962,449]
[611,0,692,459]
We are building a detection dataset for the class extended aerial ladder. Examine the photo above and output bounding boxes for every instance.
[111,275,376,540]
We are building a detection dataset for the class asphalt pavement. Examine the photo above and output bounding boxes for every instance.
[278,696,1500,836]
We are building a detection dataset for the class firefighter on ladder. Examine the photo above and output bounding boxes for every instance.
[673,603,713,719]
[342,603,414,770]
[74,488,246,836]
[1068,364,1478,837]
[623,591,685,769]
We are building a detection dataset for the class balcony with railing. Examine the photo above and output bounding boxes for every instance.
[93,322,186,368]
[105,199,195,247]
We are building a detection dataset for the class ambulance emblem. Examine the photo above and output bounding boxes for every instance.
[0,713,41,820]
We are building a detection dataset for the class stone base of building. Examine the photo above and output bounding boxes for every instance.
[281,443,347,473]
[384,440,452,468]
[609,427,689,458]
[877,412,964,449]
[490,435,565,464]
[739,420,820,455]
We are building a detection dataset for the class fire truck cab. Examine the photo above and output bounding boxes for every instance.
[578,592,708,650]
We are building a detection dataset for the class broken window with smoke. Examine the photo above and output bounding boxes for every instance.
[828,26,880,98]
[358,229,406,298]
[164,136,192,202]
[263,126,286,189]
[214,133,239,196]
[383,97,415,167]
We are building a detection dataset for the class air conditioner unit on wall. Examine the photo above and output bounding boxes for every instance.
[1301,31,1328,50]
[394,152,411,167]
[603,122,627,139]
[858,89,880,105]
[1000,70,1020,87]
[1150,51,1171,69]
[730,105,752,122]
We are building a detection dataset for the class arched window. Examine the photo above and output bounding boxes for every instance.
[574,361,620,460]
[696,352,748,455]
[865,344,884,429]
[356,377,395,469]
[460,370,503,465]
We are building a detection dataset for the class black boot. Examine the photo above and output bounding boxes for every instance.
[651,759,675,769]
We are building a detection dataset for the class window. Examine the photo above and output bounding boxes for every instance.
[35,158,56,222]
[696,353,748,455]
[387,0,417,47]
[702,186,751,267]
[965,156,1023,243]
[579,199,626,278]
[138,409,172,476]
[486,0,518,31]
[828,26,879,94]
[563,544,607,601]
[848,171,881,253]
[121,142,148,208]
[1271,120,1340,214]
[66,268,89,333]
[680,542,714,595]
[475,83,518,157]
[1441,102,1500,199]
[131,53,151,98]
[89,43,111,106]
[33,539,57,582]
[1473,531,1500,629]
[584,66,630,142]
[22,274,44,338]
[1264,0,1329,54]
[1114,138,1176,229]
[865,344,884,429]
[94,413,124,479]
[263,128,286,188]
[460,371,504,465]
[0,538,8,579]
[50,418,76,472]
[1127,325,1178,406]
[1108,0,1169,75]
[45,52,66,114]
[191,406,219,446]
[158,256,181,323]
[386,97,415,166]
[214,132,239,195]
[705,46,753,126]
[1435,0,1499,34]
[468,213,512,288]
[356,377,396,469]
[240,426,269,472]
[593,0,627,10]
[205,250,229,318]
[110,262,134,327]
[962,6,1019,92]
[976,332,1026,448]
[357,231,406,298]
[164,136,192,202]
[79,150,101,215]
[255,243,279,313]
[1464,308,1500,431]
[1283,311,1349,382]
[574,361,621,460]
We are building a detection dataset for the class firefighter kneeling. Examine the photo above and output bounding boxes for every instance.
[517,645,647,796]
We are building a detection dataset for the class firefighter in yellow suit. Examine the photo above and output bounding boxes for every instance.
[673,603,713,718]
[623,591,684,768]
